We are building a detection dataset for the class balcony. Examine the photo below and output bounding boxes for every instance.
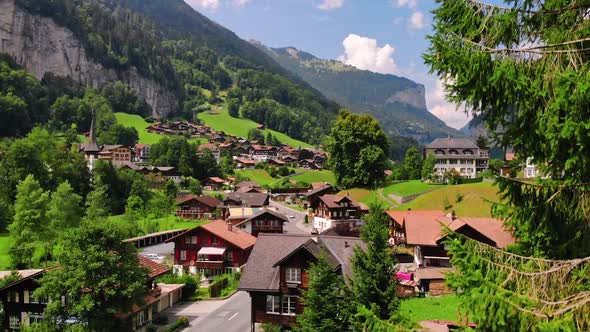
[195,261,225,269]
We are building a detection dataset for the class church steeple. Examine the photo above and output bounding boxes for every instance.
[86,109,100,153]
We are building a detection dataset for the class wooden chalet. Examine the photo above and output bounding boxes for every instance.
[0,257,182,331]
[239,234,364,329]
[298,159,318,170]
[249,145,277,161]
[202,177,225,191]
[166,220,257,278]
[236,157,256,169]
[268,159,286,167]
[220,192,270,219]
[312,194,367,234]
[99,145,133,162]
[303,184,335,210]
[175,195,221,219]
[233,209,289,237]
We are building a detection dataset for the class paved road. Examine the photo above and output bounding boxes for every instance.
[188,291,251,332]
[269,200,311,235]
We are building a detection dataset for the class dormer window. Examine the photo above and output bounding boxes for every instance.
[449,149,459,155]
[435,149,445,155]
[463,149,473,155]
[286,267,301,283]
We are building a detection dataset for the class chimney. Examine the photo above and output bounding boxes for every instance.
[451,210,456,220]
[227,220,233,231]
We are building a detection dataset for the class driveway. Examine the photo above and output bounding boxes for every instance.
[185,291,251,332]
[269,200,312,235]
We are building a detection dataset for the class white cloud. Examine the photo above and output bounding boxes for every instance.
[186,0,220,9]
[338,34,398,75]
[425,77,471,129]
[396,0,417,9]
[233,0,251,6]
[317,0,344,10]
[409,11,425,29]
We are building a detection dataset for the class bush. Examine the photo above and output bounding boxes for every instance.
[261,323,282,332]
[209,274,229,297]
[162,316,190,332]
[157,274,200,300]
[460,176,484,184]
[443,197,453,211]
[455,192,464,203]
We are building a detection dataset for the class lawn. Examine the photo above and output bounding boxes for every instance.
[336,188,390,207]
[197,108,312,148]
[106,215,207,234]
[235,169,278,186]
[290,169,336,185]
[0,233,11,270]
[397,182,500,217]
[383,180,447,197]
[400,294,461,323]
[114,112,205,145]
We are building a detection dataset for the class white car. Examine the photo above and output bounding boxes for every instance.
[143,253,163,261]
[289,215,296,219]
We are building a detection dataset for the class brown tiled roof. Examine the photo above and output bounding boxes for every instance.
[201,220,257,250]
[198,143,218,151]
[138,255,171,280]
[404,215,448,246]
[385,210,445,227]
[207,177,225,184]
[239,234,365,292]
[304,184,334,197]
[311,182,330,190]
[225,192,269,207]
[318,194,360,209]
[236,181,261,189]
[452,217,515,248]
[236,158,256,165]
[176,195,221,208]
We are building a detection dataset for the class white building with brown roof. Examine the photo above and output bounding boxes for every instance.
[424,137,489,178]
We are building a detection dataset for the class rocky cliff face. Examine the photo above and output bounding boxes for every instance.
[0,0,178,118]
[386,85,426,110]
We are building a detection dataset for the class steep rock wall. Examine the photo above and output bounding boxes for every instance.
[386,85,427,110]
[0,0,178,118]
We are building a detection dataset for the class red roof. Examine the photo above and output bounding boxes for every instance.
[319,194,360,209]
[138,255,170,279]
[236,158,256,165]
[207,177,225,184]
[167,220,256,250]
[198,143,218,151]
[386,210,445,227]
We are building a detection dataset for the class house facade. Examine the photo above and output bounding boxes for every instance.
[249,145,277,161]
[134,144,151,163]
[239,234,363,329]
[175,195,221,219]
[233,209,289,237]
[202,177,225,191]
[167,220,256,278]
[424,137,489,179]
[99,145,133,162]
[313,194,366,234]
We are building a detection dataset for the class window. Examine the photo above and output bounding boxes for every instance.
[9,316,19,329]
[282,296,297,315]
[266,295,280,314]
[180,250,187,261]
[185,235,198,244]
[136,309,148,327]
[286,267,301,283]
[212,236,218,245]
[226,251,233,261]
[8,290,19,303]
[30,314,43,325]
[197,254,208,261]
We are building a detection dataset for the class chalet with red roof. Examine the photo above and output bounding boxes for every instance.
[166,220,257,278]
[235,157,256,169]
[175,195,221,219]
[232,209,289,236]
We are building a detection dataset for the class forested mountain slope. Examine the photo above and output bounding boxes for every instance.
[255,43,463,143]
[0,0,340,144]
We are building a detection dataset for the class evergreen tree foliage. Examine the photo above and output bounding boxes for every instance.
[47,181,83,239]
[421,153,437,181]
[34,223,148,331]
[326,110,390,188]
[84,184,110,221]
[8,175,50,268]
[350,203,399,321]
[296,255,352,332]
[425,0,590,329]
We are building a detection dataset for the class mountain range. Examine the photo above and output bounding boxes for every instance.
[253,42,463,144]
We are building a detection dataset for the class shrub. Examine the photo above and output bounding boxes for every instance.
[261,323,282,332]
[443,197,453,211]
[162,316,190,332]
[157,274,200,300]
[455,192,464,203]
[304,215,309,224]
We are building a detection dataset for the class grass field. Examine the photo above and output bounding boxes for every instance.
[383,180,447,197]
[0,233,11,270]
[290,169,336,185]
[397,182,500,217]
[107,214,205,233]
[400,294,461,323]
[114,113,205,145]
[197,108,312,148]
[235,169,278,186]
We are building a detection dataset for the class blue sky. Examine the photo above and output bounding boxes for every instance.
[185,0,471,129]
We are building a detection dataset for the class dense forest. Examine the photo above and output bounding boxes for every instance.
[10,0,340,145]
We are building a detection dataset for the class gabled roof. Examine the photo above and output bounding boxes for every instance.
[138,255,170,280]
[236,209,289,226]
[239,234,365,292]
[404,213,514,248]
[235,158,256,165]
[166,220,256,250]
[425,137,480,149]
[236,181,261,189]
[386,210,445,227]
[318,194,360,209]
[205,177,225,184]
[198,143,218,151]
[176,195,221,208]
[225,192,269,207]
[304,184,334,197]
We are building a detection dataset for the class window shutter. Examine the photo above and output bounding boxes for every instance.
[23,291,29,304]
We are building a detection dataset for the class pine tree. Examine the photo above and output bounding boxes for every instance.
[350,203,398,321]
[296,255,352,332]
[8,175,50,268]
[425,0,590,328]
[84,184,110,221]
[47,181,83,239]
